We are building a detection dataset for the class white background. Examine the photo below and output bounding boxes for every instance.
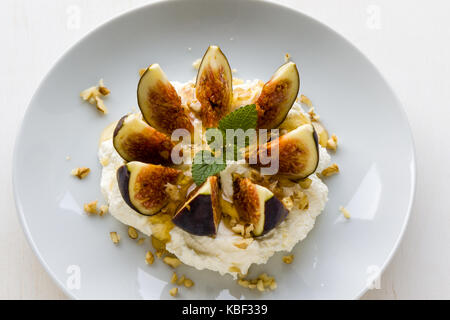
[1,0,449,299]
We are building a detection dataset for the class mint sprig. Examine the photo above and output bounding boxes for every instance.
[218,104,257,132]
[191,150,226,185]
[191,104,258,185]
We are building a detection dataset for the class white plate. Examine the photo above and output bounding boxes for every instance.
[13,0,415,299]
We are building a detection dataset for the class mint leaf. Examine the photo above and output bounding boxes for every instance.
[191,150,226,185]
[218,104,258,132]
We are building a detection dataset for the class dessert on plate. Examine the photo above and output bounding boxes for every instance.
[98,45,336,283]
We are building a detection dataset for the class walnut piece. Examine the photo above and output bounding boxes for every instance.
[98,205,108,216]
[321,163,340,177]
[339,206,351,219]
[80,79,110,114]
[83,200,98,214]
[284,52,291,63]
[233,238,254,250]
[145,251,154,265]
[327,134,338,151]
[110,232,120,244]
[163,257,182,268]
[308,107,320,121]
[300,94,313,107]
[169,287,178,297]
[237,273,277,292]
[170,272,178,284]
[282,254,294,264]
[184,278,194,288]
[71,167,90,179]
[128,226,138,239]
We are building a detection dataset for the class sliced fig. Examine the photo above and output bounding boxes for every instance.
[256,62,300,129]
[117,162,181,216]
[195,46,233,128]
[233,177,288,236]
[137,64,193,135]
[172,176,222,236]
[113,114,174,164]
[246,124,319,180]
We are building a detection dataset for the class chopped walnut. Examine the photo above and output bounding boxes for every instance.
[95,96,107,114]
[177,274,186,286]
[282,254,294,264]
[183,278,194,288]
[339,206,351,219]
[299,178,312,189]
[83,200,98,214]
[231,224,245,236]
[281,197,294,210]
[300,94,313,107]
[110,232,120,244]
[169,287,178,297]
[284,52,291,63]
[308,107,320,121]
[71,167,90,179]
[170,272,178,284]
[229,266,242,274]
[163,257,182,268]
[233,238,254,249]
[321,163,340,177]
[244,224,254,238]
[98,205,108,216]
[165,183,181,201]
[80,79,110,114]
[145,251,154,265]
[327,134,338,151]
[237,273,277,292]
[192,58,201,70]
[256,279,265,292]
[128,226,138,239]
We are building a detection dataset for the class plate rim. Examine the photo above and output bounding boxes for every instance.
[12,0,416,300]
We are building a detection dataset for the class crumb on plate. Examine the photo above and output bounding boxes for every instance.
[110,232,120,244]
[339,206,351,219]
[71,167,90,179]
[321,163,339,177]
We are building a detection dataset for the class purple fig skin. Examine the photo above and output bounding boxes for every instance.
[113,115,126,139]
[172,194,217,236]
[116,164,140,214]
[260,197,289,236]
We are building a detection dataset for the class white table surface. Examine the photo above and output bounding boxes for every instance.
[1,0,449,300]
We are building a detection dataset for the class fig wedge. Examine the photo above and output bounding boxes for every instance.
[246,124,319,180]
[256,62,300,129]
[113,114,174,164]
[172,176,222,236]
[233,177,288,236]
[117,162,181,216]
[195,46,233,127]
[137,64,193,135]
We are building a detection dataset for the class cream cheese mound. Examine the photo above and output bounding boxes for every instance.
[98,79,331,278]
